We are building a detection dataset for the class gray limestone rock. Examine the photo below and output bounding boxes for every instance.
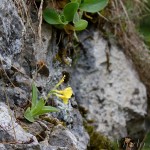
[0,0,89,149]
[48,125,78,150]
[0,102,39,149]
[71,30,147,139]
[0,0,24,69]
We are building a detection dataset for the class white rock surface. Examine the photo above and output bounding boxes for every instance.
[0,102,38,144]
[71,31,147,139]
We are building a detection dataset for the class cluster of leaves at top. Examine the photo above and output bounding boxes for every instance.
[43,0,109,32]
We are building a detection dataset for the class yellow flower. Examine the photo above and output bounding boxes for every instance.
[54,87,73,104]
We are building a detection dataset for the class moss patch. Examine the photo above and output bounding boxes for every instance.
[84,122,115,150]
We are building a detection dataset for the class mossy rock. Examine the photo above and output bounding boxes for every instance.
[84,122,116,150]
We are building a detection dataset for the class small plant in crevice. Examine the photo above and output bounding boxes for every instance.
[24,75,73,122]
[43,0,109,34]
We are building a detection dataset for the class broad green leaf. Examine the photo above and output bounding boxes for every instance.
[24,107,35,122]
[31,98,45,116]
[34,106,59,116]
[71,0,81,4]
[31,83,38,109]
[73,12,80,23]
[74,19,88,31]
[80,0,109,13]
[63,2,79,22]
[43,8,62,24]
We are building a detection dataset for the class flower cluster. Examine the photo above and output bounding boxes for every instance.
[53,87,73,104]
[50,75,73,105]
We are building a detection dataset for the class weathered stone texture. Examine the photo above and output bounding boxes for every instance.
[71,30,147,139]
[0,0,89,149]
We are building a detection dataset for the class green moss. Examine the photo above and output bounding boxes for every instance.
[84,122,116,150]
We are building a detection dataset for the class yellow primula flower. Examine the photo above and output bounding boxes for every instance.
[54,87,73,104]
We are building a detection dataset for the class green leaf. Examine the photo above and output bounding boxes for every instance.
[80,0,109,13]
[141,132,150,150]
[74,19,88,31]
[71,0,81,4]
[24,107,35,122]
[43,8,62,24]
[63,2,79,22]
[73,12,80,23]
[31,83,38,109]
[31,98,45,116]
[34,106,59,116]
[60,14,68,24]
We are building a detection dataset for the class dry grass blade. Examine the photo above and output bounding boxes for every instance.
[38,0,44,46]
[119,0,130,22]
[13,0,36,34]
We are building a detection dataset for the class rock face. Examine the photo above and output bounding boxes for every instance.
[0,102,40,150]
[0,0,24,68]
[0,0,89,150]
[0,0,148,149]
[71,30,147,139]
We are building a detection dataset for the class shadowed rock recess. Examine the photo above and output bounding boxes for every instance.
[0,0,148,150]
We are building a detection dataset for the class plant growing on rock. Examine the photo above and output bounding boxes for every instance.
[24,75,73,122]
[43,0,109,33]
